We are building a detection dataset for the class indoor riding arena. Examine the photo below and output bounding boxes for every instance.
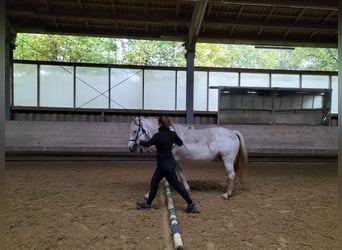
[4,121,338,250]
[2,1,340,250]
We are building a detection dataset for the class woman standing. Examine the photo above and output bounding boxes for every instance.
[136,116,198,213]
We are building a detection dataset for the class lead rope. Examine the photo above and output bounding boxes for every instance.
[137,118,151,153]
[171,124,193,159]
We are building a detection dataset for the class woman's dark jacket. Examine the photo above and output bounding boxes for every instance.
[139,127,183,164]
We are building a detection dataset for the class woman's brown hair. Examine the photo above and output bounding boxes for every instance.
[158,116,172,129]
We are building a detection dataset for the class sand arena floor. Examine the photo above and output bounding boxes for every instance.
[5,160,337,250]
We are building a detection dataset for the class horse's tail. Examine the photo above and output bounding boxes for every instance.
[233,130,248,189]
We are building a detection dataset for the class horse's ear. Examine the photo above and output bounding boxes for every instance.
[132,116,139,125]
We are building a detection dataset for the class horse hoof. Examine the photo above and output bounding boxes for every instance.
[222,193,233,200]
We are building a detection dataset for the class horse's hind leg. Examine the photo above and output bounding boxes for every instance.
[222,157,236,199]
[176,162,190,191]
[144,190,150,200]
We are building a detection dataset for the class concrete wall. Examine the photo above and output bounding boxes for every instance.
[5,121,337,158]
[5,121,129,153]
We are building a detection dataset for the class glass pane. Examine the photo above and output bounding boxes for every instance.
[209,72,239,87]
[240,73,269,87]
[176,71,186,111]
[272,74,299,88]
[40,65,74,107]
[13,63,37,106]
[194,71,207,111]
[110,68,142,109]
[302,75,329,89]
[331,76,338,113]
[144,70,175,110]
[208,88,219,111]
[209,72,238,111]
[76,67,109,109]
[313,95,323,109]
[302,96,313,109]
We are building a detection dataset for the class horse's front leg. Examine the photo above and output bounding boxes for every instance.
[176,162,190,191]
[222,157,236,199]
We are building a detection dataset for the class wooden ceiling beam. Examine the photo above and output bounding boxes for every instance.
[197,34,337,48]
[256,27,263,36]
[175,2,180,16]
[187,0,208,50]
[144,1,149,16]
[323,11,336,23]
[42,0,50,10]
[264,6,276,22]
[212,0,338,11]
[7,8,335,34]
[282,29,291,37]
[6,0,337,48]
[294,9,306,23]
[236,5,245,20]
[206,4,212,16]
[7,10,164,25]
[110,0,117,14]
[52,17,58,28]
[84,20,89,30]
[77,0,84,12]
[202,19,336,33]
[309,31,317,39]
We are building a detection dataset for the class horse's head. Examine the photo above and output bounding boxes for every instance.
[128,117,152,152]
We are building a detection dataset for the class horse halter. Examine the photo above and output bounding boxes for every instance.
[129,118,150,148]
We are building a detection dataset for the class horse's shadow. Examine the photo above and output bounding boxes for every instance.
[185,180,225,192]
[183,179,248,194]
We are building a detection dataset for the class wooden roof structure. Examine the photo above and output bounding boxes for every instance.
[6,0,338,49]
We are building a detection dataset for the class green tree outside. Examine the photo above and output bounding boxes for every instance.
[14,33,338,71]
